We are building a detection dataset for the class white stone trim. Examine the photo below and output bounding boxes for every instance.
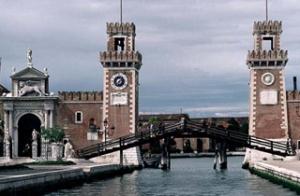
[15,112,44,127]
[129,70,136,133]
[249,69,257,135]
[74,111,83,124]
[279,69,289,134]
[102,69,109,128]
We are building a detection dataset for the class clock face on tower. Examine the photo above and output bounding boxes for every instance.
[111,73,128,90]
[261,72,275,86]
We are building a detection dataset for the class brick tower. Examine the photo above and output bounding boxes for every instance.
[244,20,290,166]
[98,22,143,166]
[100,22,142,139]
[247,21,288,140]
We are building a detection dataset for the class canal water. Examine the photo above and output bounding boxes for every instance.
[47,157,297,196]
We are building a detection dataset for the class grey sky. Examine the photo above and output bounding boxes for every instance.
[0,0,299,117]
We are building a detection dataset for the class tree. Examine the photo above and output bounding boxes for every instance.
[41,127,65,143]
[241,123,249,134]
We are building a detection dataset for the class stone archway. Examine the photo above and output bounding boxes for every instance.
[18,113,41,157]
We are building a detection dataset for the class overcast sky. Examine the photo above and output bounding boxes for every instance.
[0,0,299,117]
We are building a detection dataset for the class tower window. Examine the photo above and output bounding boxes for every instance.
[75,111,83,124]
[114,37,125,51]
[262,37,274,50]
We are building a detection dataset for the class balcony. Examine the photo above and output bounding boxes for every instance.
[247,50,288,68]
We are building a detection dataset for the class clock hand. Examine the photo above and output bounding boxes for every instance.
[116,78,122,85]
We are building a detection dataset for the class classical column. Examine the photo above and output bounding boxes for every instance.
[3,111,10,158]
[49,110,53,128]
[44,110,48,129]
[32,129,38,159]
[8,110,16,158]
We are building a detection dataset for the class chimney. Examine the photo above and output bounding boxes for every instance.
[293,76,297,91]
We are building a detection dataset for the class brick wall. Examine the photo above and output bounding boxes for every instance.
[287,91,300,147]
[57,91,103,150]
[251,69,288,139]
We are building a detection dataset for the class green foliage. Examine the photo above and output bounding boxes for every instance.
[148,116,158,125]
[41,127,65,143]
[241,123,249,134]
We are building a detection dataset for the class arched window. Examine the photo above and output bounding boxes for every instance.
[75,111,83,124]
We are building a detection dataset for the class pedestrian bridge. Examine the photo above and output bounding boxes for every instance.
[77,118,295,159]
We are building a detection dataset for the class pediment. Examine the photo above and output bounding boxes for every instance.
[11,67,48,80]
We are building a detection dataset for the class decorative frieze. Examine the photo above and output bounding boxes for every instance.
[253,20,282,35]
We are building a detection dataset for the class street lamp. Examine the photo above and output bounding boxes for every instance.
[103,118,108,145]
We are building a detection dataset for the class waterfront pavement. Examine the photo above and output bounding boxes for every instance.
[252,157,300,190]
[0,158,132,195]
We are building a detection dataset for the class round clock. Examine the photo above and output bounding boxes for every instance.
[261,72,275,86]
[111,73,128,90]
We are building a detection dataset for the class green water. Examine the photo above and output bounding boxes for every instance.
[46,157,297,196]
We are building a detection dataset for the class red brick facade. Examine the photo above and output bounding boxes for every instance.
[252,69,287,138]
[105,70,136,138]
[57,91,103,149]
[287,91,300,148]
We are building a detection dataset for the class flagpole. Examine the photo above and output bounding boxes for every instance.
[120,0,123,24]
[266,0,268,21]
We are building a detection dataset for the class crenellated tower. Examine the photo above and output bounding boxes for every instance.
[100,22,142,139]
[247,20,289,140]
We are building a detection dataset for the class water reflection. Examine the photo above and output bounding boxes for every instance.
[47,157,297,196]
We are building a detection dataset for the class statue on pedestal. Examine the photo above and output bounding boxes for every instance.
[31,129,39,159]
[27,48,33,66]
[64,140,74,159]
[32,129,38,141]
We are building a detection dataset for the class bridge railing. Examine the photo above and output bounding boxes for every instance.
[206,126,293,155]
[77,119,294,158]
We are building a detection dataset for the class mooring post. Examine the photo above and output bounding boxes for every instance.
[213,140,227,170]
[270,141,273,152]
[160,138,171,170]
[219,141,227,170]
[213,140,218,169]
[119,138,123,166]
[167,138,171,169]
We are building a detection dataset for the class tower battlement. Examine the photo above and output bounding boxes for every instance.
[286,91,300,101]
[247,50,288,67]
[100,51,142,69]
[253,20,282,35]
[58,91,103,101]
[106,22,136,35]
